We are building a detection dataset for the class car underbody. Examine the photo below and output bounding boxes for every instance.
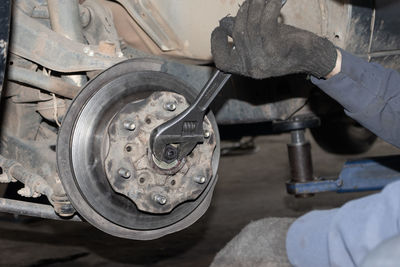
[0,0,399,240]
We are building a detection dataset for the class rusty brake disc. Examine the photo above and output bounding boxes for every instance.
[57,58,220,240]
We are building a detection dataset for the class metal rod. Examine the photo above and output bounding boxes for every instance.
[47,0,86,44]
[290,130,306,145]
[287,129,314,198]
[7,66,79,99]
[0,154,53,199]
[0,198,81,222]
[287,142,313,183]
[47,0,87,87]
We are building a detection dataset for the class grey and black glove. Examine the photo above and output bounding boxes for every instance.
[211,0,338,79]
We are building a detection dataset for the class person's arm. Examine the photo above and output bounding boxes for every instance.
[311,49,400,148]
[287,50,400,266]
[286,179,400,267]
[211,1,400,266]
[211,0,400,149]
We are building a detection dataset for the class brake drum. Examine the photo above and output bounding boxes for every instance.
[57,58,220,240]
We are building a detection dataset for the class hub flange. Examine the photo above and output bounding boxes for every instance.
[105,91,216,213]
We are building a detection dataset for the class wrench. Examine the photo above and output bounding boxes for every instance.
[150,70,231,163]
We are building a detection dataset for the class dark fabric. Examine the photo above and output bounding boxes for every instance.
[211,0,337,79]
[311,49,400,148]
[211,217,295,267]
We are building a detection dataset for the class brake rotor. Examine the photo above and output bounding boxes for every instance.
[57,58,220,240]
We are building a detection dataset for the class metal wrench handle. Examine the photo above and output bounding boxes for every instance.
[197,70,231,111]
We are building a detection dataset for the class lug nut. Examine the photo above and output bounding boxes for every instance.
[118,168,131,179]
[163,145,178,162]
[154,194,167,205]
[123,121,136,131]
[194,176,206,184]
[204,130,211,139]
[164,102,176,111]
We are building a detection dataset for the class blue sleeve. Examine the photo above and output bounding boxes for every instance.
[286,180,400,267]
[286,52,400,266]
[311,49,400,148]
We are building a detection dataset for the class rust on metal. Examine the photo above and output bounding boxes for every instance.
[104,91,216,214]
[10,8,124,73]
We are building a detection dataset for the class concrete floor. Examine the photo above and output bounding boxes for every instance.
[0,132,398,266]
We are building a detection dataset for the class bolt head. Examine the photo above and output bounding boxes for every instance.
[163,145,178,162]
[154,194,167,205]
[118,168,131,179]
[123,121,136,131]
[336,179,343,187]
[194,176,206,184]
[88,50,94,57]
[83,46,90,53]
[164,102,176,111]
[204,130,211,139]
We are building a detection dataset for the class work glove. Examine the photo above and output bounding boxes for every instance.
[211,0,338,79]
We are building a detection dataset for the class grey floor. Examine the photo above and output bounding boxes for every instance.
[0,132,398,266]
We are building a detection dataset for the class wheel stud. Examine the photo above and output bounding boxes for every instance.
[118,168,131,179]
[194,176,206,184]
[204,130,211,139]
[164,102,176,111]
[123,121,136,131]
[154,194,167,205]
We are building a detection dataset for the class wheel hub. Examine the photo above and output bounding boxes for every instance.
[105,91,216,214]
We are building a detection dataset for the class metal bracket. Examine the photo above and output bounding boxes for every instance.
[286,155,400,194]
[10,8,124,73]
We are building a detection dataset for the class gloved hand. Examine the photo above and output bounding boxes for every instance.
[211,0,338,79]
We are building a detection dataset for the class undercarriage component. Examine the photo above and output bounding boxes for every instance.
[286,155,400,195]
[274,115,320,198]
[0,153,75,217]
[7,66,80,99]
[0,154,53,199]
[105,91,216,214]
[10,7,124,73]
[0,198,81,222]
[57,58,220,240]
[47,0,86,44]
[287,130,313,186]
[0,0,11,93]
[47,0,87,87]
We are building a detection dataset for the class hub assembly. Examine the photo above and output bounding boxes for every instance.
[57,58,220,240]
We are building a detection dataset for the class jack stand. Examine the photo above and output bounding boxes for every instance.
[273,115,320,197]
[288,129,314,197]
[274,115,400,196]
